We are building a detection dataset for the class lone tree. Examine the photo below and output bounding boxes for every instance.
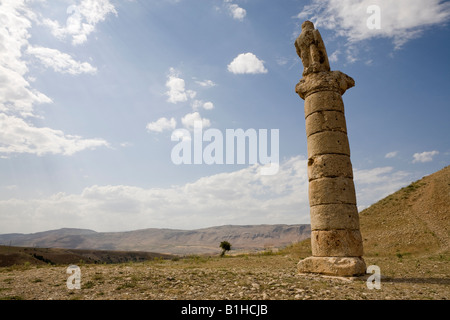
[219,241,232,257]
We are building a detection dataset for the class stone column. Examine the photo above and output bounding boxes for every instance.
[295,21,366,277]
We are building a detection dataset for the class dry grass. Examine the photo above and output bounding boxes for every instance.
[359,165,449,257]
[0,250,448,300]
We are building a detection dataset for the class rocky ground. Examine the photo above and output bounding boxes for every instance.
[0,251,448,300]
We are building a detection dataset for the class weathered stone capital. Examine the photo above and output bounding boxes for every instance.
[295,71,355,100]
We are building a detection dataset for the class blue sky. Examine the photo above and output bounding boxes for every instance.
[1,0,449,234]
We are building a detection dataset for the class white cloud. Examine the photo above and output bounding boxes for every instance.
[412,150,439,163]
[0,0,52,117]
[0,114,109,156]
[166,76,188,103]
[0,64,52,118]
[275,57,289,66]
[195,79,216,88]
[146,117,177,133]
[192,100,214,111]
[297,0,450,50]
[385,151,398,159]
[203,102,214,110]
[181,112,211,130]
[0,0,111,157]
[163,70,215,133]
[353,166,411,210]
[0,156,310,233]
[329,50,340,63]
[227,53,268,74]
[227,3,247,21]
[171,129,191,142]
[119,142,133,148]
[345,45,358,63]
[191,100,202,110]
[165,68,196,104]
[27,46,97,75]
[43,0,117,45]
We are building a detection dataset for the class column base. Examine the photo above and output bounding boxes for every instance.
[298,256,366,277]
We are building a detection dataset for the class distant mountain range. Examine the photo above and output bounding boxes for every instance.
[0,224,311,255]
[2,165,448,258]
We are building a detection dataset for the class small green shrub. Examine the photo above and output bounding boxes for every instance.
[220,241,232,257]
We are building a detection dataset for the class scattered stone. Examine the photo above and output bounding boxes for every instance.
[251,283,260,290]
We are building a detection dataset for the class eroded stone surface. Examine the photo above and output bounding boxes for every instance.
[305,110,347,137]
[307,131,351,158]
[296,71,355,100]
[308,154,353,181]
[304,91,344,118]
[311,230,364,257]
[310,204,360,231]
[295,21,330,77]
[308,177,356,206]
[298,256,366,277]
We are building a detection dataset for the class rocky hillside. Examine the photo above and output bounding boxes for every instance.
[359,165,449,256]
[0,224,311,255]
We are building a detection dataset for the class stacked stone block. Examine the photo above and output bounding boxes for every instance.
[295,22,366,276]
